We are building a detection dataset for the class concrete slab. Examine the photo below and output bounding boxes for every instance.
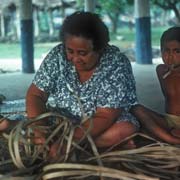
[132,63,164,113]
[0,72,34,101]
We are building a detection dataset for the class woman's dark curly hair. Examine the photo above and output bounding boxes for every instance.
[160,26,180,51]
[59,11,110,51]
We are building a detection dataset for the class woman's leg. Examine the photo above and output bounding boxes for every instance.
[94,121,137,148]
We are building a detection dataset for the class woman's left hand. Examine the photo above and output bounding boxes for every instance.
[48,141,60,158]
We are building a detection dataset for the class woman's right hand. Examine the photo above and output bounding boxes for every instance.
[0,118,10,131]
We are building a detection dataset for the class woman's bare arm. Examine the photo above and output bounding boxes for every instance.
[26,83,48,118]
[26,83,49,144]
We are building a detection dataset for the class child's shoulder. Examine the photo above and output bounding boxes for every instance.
[156,64,169,75]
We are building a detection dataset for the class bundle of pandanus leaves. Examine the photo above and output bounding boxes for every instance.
[0,112,180,180]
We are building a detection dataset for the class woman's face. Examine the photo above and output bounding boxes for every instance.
[64,35,100,72]
[161,40,180,65]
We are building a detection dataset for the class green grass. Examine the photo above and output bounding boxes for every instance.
[34,42,59,59]
[0,42,57,59]
[110,26,169,48]
[0,26,169,59]
[151,26,169,46]
[0,43,21,59]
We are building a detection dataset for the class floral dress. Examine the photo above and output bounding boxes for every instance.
[33,44,140,128]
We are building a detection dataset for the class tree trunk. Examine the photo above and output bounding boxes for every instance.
[172,6,180,25]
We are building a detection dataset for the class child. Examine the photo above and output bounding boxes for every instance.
[156,26,180,135]
[131,26,180,144]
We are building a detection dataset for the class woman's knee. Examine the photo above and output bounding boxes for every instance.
[115,121,137,137]
[95,122,137,147]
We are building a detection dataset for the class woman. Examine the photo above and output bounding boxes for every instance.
[26,11,139,157]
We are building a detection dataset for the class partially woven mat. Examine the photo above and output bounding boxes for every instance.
[0,112,180,180]
[0,99,25,114]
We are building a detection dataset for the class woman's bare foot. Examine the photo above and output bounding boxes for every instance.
[107,139,137,152]
[121,139,136,149]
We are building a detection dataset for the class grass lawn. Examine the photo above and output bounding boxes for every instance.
[111,26,169,48]
[0,42,57,59]
[0,26,169,59]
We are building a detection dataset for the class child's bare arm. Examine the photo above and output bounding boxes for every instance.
[156,64,168,97]
[130,104,180,144]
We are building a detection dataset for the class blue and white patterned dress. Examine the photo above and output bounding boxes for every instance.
[32,44,140,128]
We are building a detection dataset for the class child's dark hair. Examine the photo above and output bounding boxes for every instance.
[160,26,180,51]
[60,11,109,51]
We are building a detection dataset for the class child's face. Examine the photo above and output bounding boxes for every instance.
[161,40,180,65]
